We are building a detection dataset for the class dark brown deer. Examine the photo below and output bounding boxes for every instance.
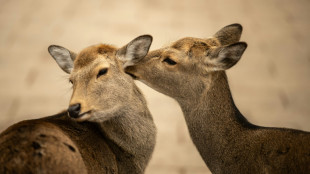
[124,24,310,174]
[0,35,156,174]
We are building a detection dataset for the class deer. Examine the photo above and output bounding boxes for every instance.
[0,35,156,174]
[124,24,310,173]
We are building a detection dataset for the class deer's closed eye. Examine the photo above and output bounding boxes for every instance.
[163,57,177,65]
[97,68,108,78]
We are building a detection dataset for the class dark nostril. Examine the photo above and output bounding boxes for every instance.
[68,103,81,118]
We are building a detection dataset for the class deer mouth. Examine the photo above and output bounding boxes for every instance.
[126,72,138,80]
[74,111,92,122]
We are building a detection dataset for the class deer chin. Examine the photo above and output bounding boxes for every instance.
[73,111,92,122]
[86,104,123,123]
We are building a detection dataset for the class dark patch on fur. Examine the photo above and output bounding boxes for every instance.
[277,147,290,155]
[63,142,76,152]
[39,134,46,138]
[34,151,43,157]
[32,141,41,149]
[13,148,19,153]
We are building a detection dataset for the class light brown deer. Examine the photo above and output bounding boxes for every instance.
[0,35,156,174]
[124,24,310,173]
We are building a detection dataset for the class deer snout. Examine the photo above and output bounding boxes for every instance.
[68,103,81,118]
[125,66,139,79]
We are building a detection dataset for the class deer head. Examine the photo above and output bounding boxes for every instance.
[48,35,152,122]
[125,24,247,100]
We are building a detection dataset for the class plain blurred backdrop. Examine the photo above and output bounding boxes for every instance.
[0,0,309,173]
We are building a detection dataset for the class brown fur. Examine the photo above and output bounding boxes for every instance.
[0,35,156,174]
[125,24,310,173]
[74,44,118,70]
[0,114,116,174]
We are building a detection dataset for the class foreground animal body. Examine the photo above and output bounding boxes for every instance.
[124,24,310,173]
[0,35,156,174]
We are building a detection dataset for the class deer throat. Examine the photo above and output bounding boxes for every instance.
[177,71,253,168]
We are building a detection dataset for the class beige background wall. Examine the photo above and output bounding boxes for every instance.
[0,0,309,173]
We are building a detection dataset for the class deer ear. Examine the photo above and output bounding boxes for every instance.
[48,45,77,74]
[117,35,152,68]
[213,23,243,45]
[207,42,247,71]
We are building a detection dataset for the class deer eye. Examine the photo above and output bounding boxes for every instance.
[69,79,73,84]
[97,68,108,78]
[163,57,177,65]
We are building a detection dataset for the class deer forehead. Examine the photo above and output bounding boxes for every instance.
[74,44,117,69]
[170,37,220,51]
[71,45,119,79]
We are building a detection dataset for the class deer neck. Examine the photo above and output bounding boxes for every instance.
[98,87,156,173]
[177,71,253,169]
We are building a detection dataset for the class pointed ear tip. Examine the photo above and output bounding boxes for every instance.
[142,34,153,42]
[133,35,153,45]
[144,34,152,38]
[137,34,152,39]
[240,42,248,48]
[228,23,243,30]
[226,42,247,52]
[48,45,62,52]
[48,45,55,51]
[48,45,55,54]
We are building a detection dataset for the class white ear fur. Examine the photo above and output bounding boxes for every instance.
[117,35,153,68]
[48,45,75,74]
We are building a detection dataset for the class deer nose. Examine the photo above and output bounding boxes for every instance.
[68,103,81,118]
